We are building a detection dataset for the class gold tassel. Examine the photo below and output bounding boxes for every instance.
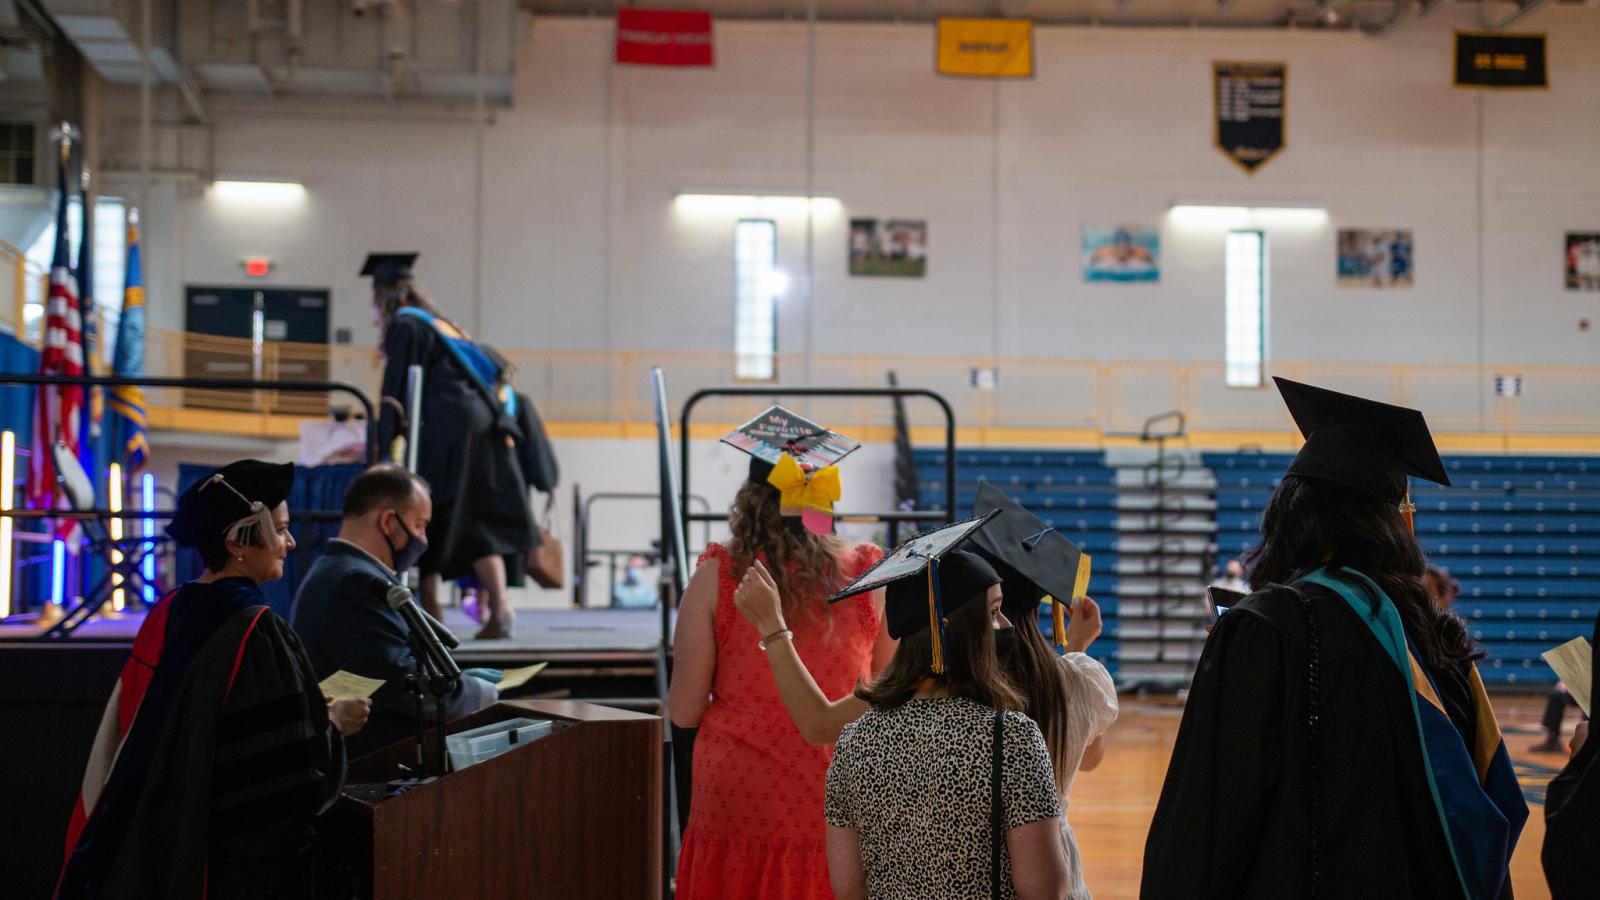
[927,565,945,675]
[1400,493,1417,534]
[1051,598,1067,650]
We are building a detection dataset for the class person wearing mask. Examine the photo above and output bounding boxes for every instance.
[612,554,658,608]
[823,522,1070,900]
[667,408,891,900]
[735,483,1118,898]
[364,252,536,639]
[58,461,368,900]
[1142,379,1527,900]
[1201,558,1249,629]
[290,463,498,757]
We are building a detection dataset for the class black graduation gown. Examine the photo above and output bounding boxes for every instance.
[376,314,536,580]
[58,578,346,900]
[1141,583,1502,900]
[1542,608,1600,900]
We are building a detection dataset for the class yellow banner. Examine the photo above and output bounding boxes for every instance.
[937,18,1033,79]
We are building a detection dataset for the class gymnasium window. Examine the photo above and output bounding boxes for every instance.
[0,123,37,185]
[733,219,778,381]
[1224,230,1266,388]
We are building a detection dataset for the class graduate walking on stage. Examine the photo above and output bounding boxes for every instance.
[1141,379,1527,900]
[365,253,539,639]
[56,461,369,900]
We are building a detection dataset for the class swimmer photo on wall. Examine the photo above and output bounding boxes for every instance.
[1082,225,1160,282]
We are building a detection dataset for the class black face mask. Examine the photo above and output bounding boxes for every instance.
[382,511,428,573]
[994,626,1021,664]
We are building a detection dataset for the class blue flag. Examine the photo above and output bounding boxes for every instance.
[108,217,147,471]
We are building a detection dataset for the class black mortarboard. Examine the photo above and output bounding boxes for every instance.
[829,512,1002,672]
[1275,377,1450,507]
[360,252,418,287]
[969,481,1092,648]
[167,460,295,549]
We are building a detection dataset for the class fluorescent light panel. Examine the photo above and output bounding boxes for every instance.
[675,192,841,216]
[209,179,308,205]
[1169,202,1327,228]
[0,431,12,618]
[109,464,124,612]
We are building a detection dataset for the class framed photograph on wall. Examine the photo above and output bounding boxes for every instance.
[1082,225,1160,282]
[849,219,927,278]
[1337,229,1413,288]
[1565,232,1600,291]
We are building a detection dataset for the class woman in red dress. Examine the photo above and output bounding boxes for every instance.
[667,432,891,900]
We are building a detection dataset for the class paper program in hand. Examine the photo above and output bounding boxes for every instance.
[1541,637,1593,717]
[319,671,386,703]
[497,662,549,693]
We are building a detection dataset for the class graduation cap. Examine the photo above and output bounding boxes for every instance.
[360,252,418,287]
[828,511,1002,673]
[969,481,1091,650]
[1274,377,1450,529]
[721,406,861,535]
[167,460,295,551]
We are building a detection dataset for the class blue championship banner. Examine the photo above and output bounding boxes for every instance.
[1213,61,1285,174]
[1454,32,1547,89]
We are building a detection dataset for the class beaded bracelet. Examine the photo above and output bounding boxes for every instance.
[758,628,794,651]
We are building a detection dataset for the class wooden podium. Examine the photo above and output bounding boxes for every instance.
[324,700,662,900]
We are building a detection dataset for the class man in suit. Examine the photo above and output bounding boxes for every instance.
[290,464,497,757]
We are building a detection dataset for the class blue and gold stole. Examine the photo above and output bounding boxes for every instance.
[395,306,516,417]
[1299,567,1528,900]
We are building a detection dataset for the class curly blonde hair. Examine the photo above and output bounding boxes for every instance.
[726,479,850,626]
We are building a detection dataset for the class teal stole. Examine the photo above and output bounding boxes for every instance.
[395,306,514,418]
[1298,567,1527,900]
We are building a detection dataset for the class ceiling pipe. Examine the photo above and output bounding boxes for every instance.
[1493,0,1555,28]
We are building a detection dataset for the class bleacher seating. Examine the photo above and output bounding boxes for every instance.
[915,448,1121,677]
[1205,451,1600,686]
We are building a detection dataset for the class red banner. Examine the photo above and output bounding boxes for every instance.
[615,7,713,68]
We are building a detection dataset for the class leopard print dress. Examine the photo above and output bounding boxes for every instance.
[825,697,1062,899]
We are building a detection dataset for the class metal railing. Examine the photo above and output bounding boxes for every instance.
[1,324,1592,440]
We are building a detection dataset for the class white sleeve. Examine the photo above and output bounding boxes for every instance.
[1059,652,1119,740]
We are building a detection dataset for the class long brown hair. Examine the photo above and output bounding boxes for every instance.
[373,277,447,337]
[856,595,1024,712]
[726,479,849,626]
[1002,621,1073,785]
[1245,474,1482,670]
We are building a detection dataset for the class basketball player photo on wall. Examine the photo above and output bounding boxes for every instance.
[1337,228,1414,288]
[1565,232,1600,291]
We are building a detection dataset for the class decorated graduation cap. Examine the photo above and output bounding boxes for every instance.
[828,511,1002,673]
[1274,376,1450,530]
[167,460,295,551]
[968,481,1092,650]
[721,405,861,535]
[359,252,418,288]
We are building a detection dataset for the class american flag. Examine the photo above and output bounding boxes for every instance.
[30,146,85,544]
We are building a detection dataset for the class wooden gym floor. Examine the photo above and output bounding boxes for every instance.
[1071,695,1568,900]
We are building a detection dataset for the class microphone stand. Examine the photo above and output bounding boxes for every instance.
[404,627,459,777]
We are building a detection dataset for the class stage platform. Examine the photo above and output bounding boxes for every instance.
[1,604,675,708]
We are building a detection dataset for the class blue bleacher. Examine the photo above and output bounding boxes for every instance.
[911,447,1123,675]
[1206,451,1600,687]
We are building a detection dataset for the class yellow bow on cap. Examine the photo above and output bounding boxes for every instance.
[766,453,842,513]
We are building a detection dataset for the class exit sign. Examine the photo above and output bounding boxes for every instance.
[243,257,272,277]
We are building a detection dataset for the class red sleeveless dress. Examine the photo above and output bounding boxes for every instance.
[675,542,884,900]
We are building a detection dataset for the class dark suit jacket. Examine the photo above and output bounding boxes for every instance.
[289,540,496,757]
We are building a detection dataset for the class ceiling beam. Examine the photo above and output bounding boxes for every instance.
[1493,0,1555,29]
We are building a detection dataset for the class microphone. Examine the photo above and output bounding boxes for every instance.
[371,577,461,682]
